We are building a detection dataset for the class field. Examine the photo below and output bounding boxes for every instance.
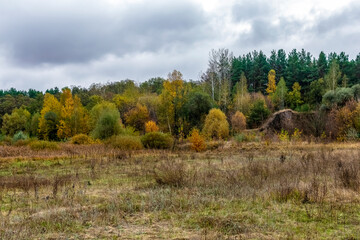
[0,141,360,239]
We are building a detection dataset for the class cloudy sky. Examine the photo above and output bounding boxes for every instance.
[0,0,359,91]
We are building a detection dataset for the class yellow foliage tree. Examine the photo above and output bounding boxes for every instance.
[188,128,206,152]
[39,93,62,140]
[124,103,150,132]
[145,120,159,133]
[71,95,90,135]
[158,70,187,136]
[202,108,229,139]
[57,89,90,139]
[112,94,136,116]
[266,69,276,95]
[57,88,74,139]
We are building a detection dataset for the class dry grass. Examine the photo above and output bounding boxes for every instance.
[0,141,360,239]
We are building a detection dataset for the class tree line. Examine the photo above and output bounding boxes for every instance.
[1,48,360,142]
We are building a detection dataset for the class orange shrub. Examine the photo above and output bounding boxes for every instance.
[188,128,206,152]
[145,120,159,133]
[231,111,246,134]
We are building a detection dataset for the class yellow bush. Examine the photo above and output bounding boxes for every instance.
[291,128,302,141]
[71,134,94,145]
[30,141,60,151]
[145,120,159,133]
[188,129,206,152]
[278,129,289,142]
[202,108,229,140]
[107,135,143,150]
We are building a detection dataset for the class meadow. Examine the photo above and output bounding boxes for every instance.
[0,140,359,239]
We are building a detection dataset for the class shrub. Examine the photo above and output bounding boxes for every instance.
[334,106,354,141]
[296,104,311,112]
[141,132,173,149]
[346,128,358,141]
[291,128,302,141]
[154,160,186,187]
[71,134,94,145]
[188,128,206,152]
[231,111,246,134]
[278,129,289,142]
[145,120,159,133]
[234,132,258,143]
[336,160,360,191]
[202,108,229,140]
[13,139,33,147]
[108,135,143,150]
[1,107,31,136]
[30,140,60,150]
[120,126,139,136]
[323,88,355,108]
[90,101,123,139]
[234,133,247,143]
[248,100,270,128]
[92,109,122,140]
[0,136,12,146]
[12,131,29,142]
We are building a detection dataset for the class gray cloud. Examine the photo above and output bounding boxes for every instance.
[0,0,359,91]
[231,1,360,55]
[0,0,210,65]
[314,4,360,35]
[238,18,302,46]
[232,0,269,22]
[231,1,302,47]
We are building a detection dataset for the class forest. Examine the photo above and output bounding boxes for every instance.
[1,48,360,146]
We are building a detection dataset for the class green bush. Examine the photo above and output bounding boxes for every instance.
[234,132,258,143]
[234,133,247,143]
[346,128,358,141]
[12,131,29,142]
[71,134,94,145]
[248,100,270,128]
[141,132,173,149]
[296,104,311,112]
[92,110,122,140]
[120,126,139,136]
[107,135,143,150]
[30,140,60,151]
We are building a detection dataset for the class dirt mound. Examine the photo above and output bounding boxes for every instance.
[259,109,316,135]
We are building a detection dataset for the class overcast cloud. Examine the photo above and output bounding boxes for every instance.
[0,0,359,91]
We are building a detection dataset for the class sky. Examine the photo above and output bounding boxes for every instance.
[0,0,359,91]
